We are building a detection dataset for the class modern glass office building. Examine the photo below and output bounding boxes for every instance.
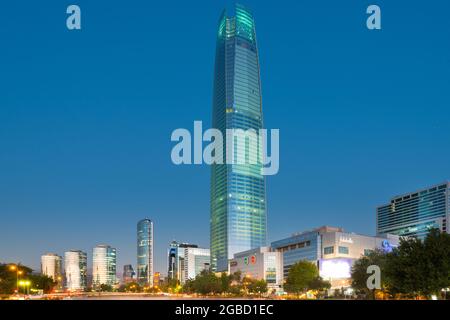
[64,250,87,291]
[92,244,117,289]
[41,253,63,291]
[377,182,450,239]
[210,4,267,272]
[122,264,135,284]
[168,241,210,284]
[137,219,154,285]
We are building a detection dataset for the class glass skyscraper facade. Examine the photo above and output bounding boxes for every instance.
[64,250,87,291]
[377,182,450,239]
[92,244,117,289]
[210,4,267,272]
[137,219,154,285]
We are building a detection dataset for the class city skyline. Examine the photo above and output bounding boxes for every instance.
[1,0,450,276]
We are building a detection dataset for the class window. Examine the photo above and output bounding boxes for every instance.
[324,246,334,255]
[338,246,349,254]
[364,249,373,256]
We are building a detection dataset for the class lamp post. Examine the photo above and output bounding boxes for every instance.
[18,280,31,296]
[9,264,23,295]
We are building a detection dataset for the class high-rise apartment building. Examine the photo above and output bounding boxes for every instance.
[92,244,117,289]
[64,250,87,291]
[377,182,450,238]
[137,219,154,285]
[210,4,267,272]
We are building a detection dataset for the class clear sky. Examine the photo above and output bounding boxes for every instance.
[0,0,449,276]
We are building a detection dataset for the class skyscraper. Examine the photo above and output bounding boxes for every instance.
[377,182,450,238]
[41,253,63,291]
[210,4,267,271]
[64,250,87,291]
[92,244,117,289]
[137,219,154,285]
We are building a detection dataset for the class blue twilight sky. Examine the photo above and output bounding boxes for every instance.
[0,0,449,276]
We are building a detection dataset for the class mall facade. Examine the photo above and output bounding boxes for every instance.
[271,226,400,289]
[229,247,283,292]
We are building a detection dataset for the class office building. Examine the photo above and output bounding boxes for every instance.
[137,219,154,285]
[229,247,283,292]
[64,250,87,291]
[271,226,399,289]
[168,241,210,284]
[211,4,267,272]
[41,253,63,291]
[377,182,449,238]
[92,244,117,289]
[123,264,135,284]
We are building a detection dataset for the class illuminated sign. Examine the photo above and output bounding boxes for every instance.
[339,236,353,244]
[319,258,353,279]
[243,255,257,265]
[381,240,393,253]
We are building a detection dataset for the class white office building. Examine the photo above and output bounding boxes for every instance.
[64,250,87,291]
[41,253,63,291]
[92,244,117,289]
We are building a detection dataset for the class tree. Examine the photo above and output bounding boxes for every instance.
[98,284,113,292]
[29,274,56,294]
[284,261,319,296]
[350,229,450,299]
[385,229,450,298]
[220,272,230,293]
[192,270,222,295]
[351,249,388,299]
[309,276,331,296]
[0,263,54,294]
[124,282,141,293]
[248,279,268,296]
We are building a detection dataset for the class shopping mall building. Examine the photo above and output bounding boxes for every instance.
[271,226,400,289]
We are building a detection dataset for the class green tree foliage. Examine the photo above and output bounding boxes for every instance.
[351,249,388,299]
[284,261,321,295]
[309,276,331,292]
[0,263,56,294]
[351,229,450,299]
[29,274,56,294]
[385,229,450,298]
[98,283,113,292]
[192,270,222,295]
[248,279,268,295]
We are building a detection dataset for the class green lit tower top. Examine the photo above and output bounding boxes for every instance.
[210,4,267,272]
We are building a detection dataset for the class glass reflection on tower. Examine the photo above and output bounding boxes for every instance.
[137,219,154,285]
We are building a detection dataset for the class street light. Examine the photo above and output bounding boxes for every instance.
[19,280,31,295]
[8,264,23,294]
